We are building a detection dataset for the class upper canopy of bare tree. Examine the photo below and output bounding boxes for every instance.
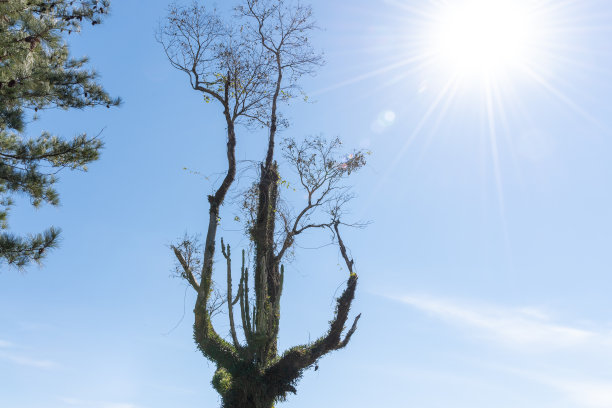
[157,0,322,129]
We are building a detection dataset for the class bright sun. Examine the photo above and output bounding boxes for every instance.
[427,0,539,79]
[338,0,591,216]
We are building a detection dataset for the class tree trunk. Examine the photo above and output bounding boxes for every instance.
[253,162,282,364]
[213,367,276,408]
[222,391,274,408]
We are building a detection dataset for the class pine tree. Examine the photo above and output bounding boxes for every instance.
[0,0,119,268]
[159,1,365,407]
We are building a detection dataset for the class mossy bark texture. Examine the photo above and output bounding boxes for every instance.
[192,161,360,408]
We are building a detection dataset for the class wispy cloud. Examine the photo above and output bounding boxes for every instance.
[61,398,140,408]
[394,294,601,349]
[500,369,612,408]
[18,321,56,331]
[391,294,612,408]
[0,351,57,369]
[0,339,13,348]
[539,376,612,408]
[0,339,57,369]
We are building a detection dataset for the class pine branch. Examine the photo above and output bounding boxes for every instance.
[0,226,60,269]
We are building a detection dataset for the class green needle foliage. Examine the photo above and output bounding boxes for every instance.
[0,0,120,269]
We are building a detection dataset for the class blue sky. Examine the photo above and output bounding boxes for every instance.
[2,0,612,407]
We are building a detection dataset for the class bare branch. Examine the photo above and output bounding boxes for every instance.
[170,235,202,292]
[237,0,323,166]
[275,136,367,262]
[158,1,275,126]
[333,221,354,275]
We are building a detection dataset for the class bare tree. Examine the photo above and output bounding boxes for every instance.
[159,2,365,407]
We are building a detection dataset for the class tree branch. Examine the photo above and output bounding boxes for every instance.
[333,221,354,274]
[264,274,359,392]
[171,245,201,292]
[239,249,253,342]
[221,238,241,349]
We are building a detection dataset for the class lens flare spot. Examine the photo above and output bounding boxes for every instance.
[372,110,397,133]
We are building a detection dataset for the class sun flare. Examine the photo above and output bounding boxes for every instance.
[332,0,600,224]
[426,0,540,79]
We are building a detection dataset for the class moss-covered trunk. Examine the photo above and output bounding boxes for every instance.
[221,388,275,408]
[253,162,282,365]
[213,366,276,408]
